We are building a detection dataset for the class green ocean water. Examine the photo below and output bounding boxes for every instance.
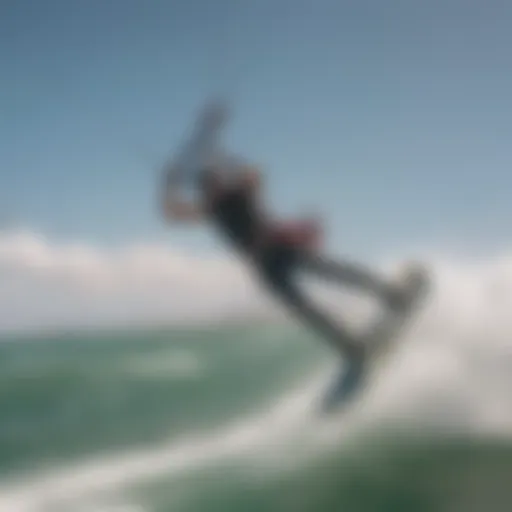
[0,324,511,512]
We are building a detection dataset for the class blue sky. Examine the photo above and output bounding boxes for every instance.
[2,0,512,259]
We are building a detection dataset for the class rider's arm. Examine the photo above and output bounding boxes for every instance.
[160,167,205,224]
[162,196,204,223]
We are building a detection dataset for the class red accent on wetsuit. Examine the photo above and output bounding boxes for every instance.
[208,184,322,252]
[269,218,323,250]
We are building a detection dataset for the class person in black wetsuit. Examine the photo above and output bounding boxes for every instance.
[162,164,413,362]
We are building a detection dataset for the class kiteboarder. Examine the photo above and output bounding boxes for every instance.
[161,159,420,364]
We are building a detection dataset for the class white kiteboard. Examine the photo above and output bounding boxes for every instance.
[321,263,431,413]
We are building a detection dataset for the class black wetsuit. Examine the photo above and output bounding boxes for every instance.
[208,187,398,358]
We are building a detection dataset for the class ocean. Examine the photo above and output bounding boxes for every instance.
[1,316,511,512]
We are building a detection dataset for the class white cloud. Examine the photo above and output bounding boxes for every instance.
[2,229,512,350]
[0,230,266,333]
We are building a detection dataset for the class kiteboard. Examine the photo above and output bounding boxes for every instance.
[320,263,430,413]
